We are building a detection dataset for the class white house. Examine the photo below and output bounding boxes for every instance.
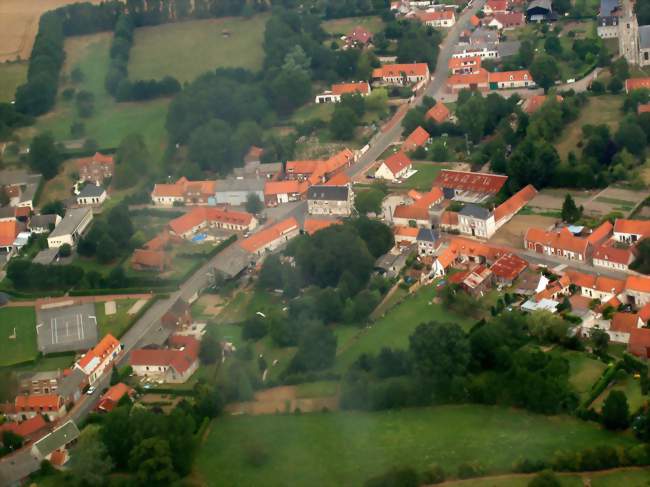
[458,204,497,239]
[76,184,107,206]
[47,207,93,248]
[372,63,430,85]
[416,10,456,27]
[613,219,650,244]
[315,82,371,103]
[75,334,122,386]
[375,151,412,181]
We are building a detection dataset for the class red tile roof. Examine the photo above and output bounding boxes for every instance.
[239,217,299,253]
[331,82,370,96]
[614,219,650,237]
[348,26,373,44]
[49,449,68,467]
[169,207,253,235]
[626,78,650,92]
[0,415,48,438]
[470,14,481,26]
[448,56,482,72]
[130,336,199,375]
[416,10,455,21]
[97,383,134,412]
[426,102,451,124]
[324,172,350,186]
[490,252,528,281]
[611,312,639,333]
[523,95,563,114]
[626,275,650,293]
[144,231,170,251]
[0,220,20,247]
[524,227,590,256]
[303,219,341,235]
[403,126,430,150]
[412,187,444,209]
[564,269,596,288]
[447,68,490,88]
[383,151,412,176]
[489,70,533,83]
[639,103,650,114]
[264,180,305,196]
[372,63,429,79]
[77,334,121,374]
[15,394,62,412]
[586,221,613,245]
[595,275,625,294]
[440,210,459,226]
[593,242,635,266]
[491,11,525,26]
[494,184,537,222]
[629,327,650,357]
[152,177,215,199]
[132,249,167,270]
[394,226,419,239]
[434,169,508,194]
[77,152,114,169]
[639,303,650,324]
[393,205,429,221]
[485,0,508,11]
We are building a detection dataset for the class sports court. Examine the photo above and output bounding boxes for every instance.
[36,301,98,354]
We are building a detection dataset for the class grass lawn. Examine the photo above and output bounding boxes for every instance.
[38,158,77,206]
[129,15,268,83]
[0,62,27,102]
[333,285,475,373]
[556,351,607,402]
[442,475,583,487]
[18,33,169,162]
[403,162,449,191]
[590,469,650,486]
[217,289,284,324]
[370,286,408,319]
[291,102,335,124]
[555,95,624,161]
[295,381,339,398]
[0,307,37,366]
[95,299,138,338]
[322,15,384,35]
[592,375,646,413]
[195,405,638,487]
[12,353,75,373]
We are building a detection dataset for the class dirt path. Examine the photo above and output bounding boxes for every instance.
[225,385,339,415]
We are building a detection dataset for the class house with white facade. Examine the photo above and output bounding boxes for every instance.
[47,207,93,248]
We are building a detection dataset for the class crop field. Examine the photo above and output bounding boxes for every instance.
[128,15,269,82]
[195,405,638,487]
[0,62,26,102]
[0,307,37,366]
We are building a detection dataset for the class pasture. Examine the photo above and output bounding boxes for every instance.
[128,15,268,82]
[0,307,37,366]
[322,16,384,36]
[195,405,638,487]
[0,62,26,102]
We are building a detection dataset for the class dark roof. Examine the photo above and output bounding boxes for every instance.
[417,228,438,242]
[30,214,58,228]
[527,0,552,11]
[460,204,492,220]
[640,25,650,49]
[307,185,349,201]
[599,0,619,16]
[57,367,86,398]
[32,420,80,458]
[213,243,251,278]
[78,184,106,198]
[497,40,521,58]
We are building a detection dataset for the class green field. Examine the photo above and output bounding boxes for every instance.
[216,289,284,324]
[0,307,37,366]
[555,95,623,161]
[19,33,169,161]
[129,16,268,82]
[95,299,138,338]
[195,405,638,487]
[0,62,27,102]
[557,350,607,402]
[404,162,449,191]
[592,375,646,413]
[322,15,384,35]
[333,285,475,372]
[442,469,650,486]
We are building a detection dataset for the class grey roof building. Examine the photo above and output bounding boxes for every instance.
[640,25,650,49]
[213,178,265,206]
[213,243,252,279]
[29,214,59,232]
[57,367,87,403]
[32,247,59,265]
[460,204,492,220]
[416,228,438,242]
[78,184,105,198]
[307,185,353,216]
[48,207,93,248]
[31,420,80,460]
[307,185,349,201]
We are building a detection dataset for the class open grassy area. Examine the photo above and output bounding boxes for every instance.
[216,289,284,324]
[333,285,475,373]
[441,469,650,486]
[129,15,268,83]
[0,307,37,366]
[195,405,638,487]
[0,62,26,102]
[403,162,449,191]
[295,381,339,398]
[19,33,169,161]
[556,350,607,402]
[95,299,138,338]
[291,102,335,124]
[555,95,624,161]
[592,375,646,413]
[12,353,75,373]
[322,15,384,35]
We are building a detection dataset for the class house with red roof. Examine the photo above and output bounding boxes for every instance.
[394,225,420,245]
[613,219,650,244]
[524,227,591,262]
[488,70,535,90]
[131,249,170,272]
[493,184,538,228]
[593,242,636,272]
[264,180,307,207]
[375,151,412,181]
[239,217,300,257]
[97,383,135,412]
[484,0,509,14]
[433,237,509,277]
[392,205,430,227]
[434,169,508,203]
[625,275,650,307]
[74,334,122,386]
[486,12,525,29]
[415,10,456,27]
[0,415,48,444]
[448,56,482,75]
[446,68,491,93]
[403,126,430,152]
[372,63,430,85]
[522,94,564,113]
[303,219,341,235]
[168,207,257,239]
[426,102,451,124]
[315,82,371,103]
[490,253,528,285]
[346,26,373,49]
[629,327,650,358]
[162,298,193,329]
[130,335,200,384]
[151,177,216,206]
[76,152,114,185]
[7,394,65,422]
[639,103,650,114]
[0,219,21,254]
[626,78,650,93]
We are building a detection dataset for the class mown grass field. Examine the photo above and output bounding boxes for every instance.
[333,285,475,373]
[0,62,26,102]
[128,15,269,83]
[0,307,37,366]
[441,468,650,486]
[556,350,607,402]
[592,375,646,413]
[555,95,623,160]
[195,405,638,487]
[19,33,169,161]
[404,162,449,191]
[95,299,138,338]
[322,15,384,35]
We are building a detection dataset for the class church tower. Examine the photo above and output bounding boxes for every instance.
[619,0,640,65]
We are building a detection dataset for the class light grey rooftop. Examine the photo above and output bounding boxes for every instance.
[49,207,91,238]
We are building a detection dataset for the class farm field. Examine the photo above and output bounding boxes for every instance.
[333,285,475,373]
[555,95,623,161]
[94,299,138,338]
[0,62,26,102]
[19,33,169,161]
[195,405,638,487]
[128,15,269,83]
[322,15,384,35]
[0,307,37,366]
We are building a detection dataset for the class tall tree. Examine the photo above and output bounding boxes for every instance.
[601,390,630,430]
[530,54,560,93]
[29,132,63,180]
[561,194,581,223]
[69,428,114,486]
[114,133,150,189]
